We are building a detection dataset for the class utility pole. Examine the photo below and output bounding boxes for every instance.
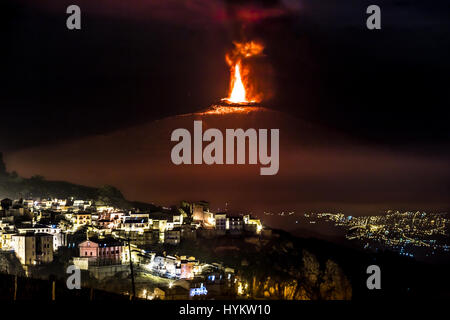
[90,287,94,301]
[13,275,17,301]
[127,237,136,299]
[52,281,56,301]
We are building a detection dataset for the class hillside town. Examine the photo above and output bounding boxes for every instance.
[0,197,270,299]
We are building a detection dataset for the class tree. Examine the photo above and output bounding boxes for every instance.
[30,175,45,181]
[1,198,13,211]
[97,185,129,208]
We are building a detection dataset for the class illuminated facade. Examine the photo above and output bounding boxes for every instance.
[12,233,53,265]
[78,237,123,264]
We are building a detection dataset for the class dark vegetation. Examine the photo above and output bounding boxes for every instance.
[161,229,450,300]
[0,272,130,301]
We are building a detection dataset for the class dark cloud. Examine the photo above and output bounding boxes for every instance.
[1,0,448,150]
[17,0,300,26]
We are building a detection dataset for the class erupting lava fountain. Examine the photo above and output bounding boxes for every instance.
[202,41,265,115]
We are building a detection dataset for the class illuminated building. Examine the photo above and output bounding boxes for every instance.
[165,229,181,245]
[229,216,244,235]
[78,237,123,264]
[215,213,229,231]
[188,201,210,222]
[122,217,150,232]
[243,215,263,234]
[12,232,53,266]
[71,212,92,227]
[180,258,196,279]
[0,230,15,250]
[74,237,129,280]
[16,223,67,251]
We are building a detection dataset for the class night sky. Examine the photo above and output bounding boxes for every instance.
[1,0,449,217]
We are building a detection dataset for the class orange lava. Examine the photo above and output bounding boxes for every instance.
[201,105,261,115]
[222,41,264,104]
